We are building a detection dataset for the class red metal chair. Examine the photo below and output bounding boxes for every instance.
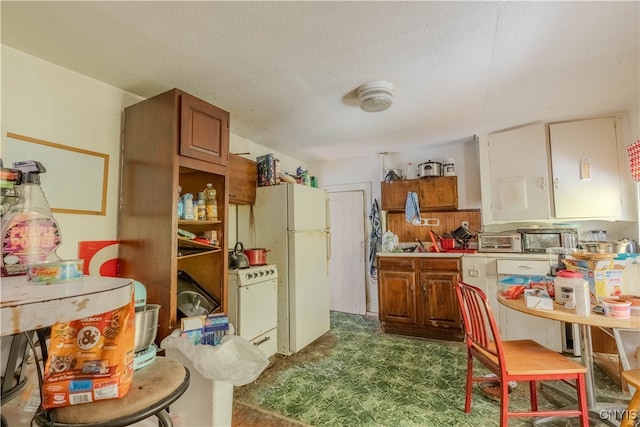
[455,281,589,426]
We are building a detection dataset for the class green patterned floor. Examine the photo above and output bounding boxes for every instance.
[235,312,630,427]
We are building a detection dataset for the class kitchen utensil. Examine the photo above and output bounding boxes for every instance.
[244,248,270,265]
[229,242,250,269]
[134,304,160,352]
[417,161,442,177]
[415,238,427,252]
[383,169,403,182]
[428,230,441,253]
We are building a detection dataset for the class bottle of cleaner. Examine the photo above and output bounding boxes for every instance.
[1,161,61,277]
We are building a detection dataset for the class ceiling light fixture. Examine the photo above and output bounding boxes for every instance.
[357,81,394,112]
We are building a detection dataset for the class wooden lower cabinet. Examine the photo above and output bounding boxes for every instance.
[378,256,463,341]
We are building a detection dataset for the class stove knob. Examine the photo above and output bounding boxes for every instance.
[248,273,255,279]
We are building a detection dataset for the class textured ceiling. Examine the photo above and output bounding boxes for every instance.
[1,1,638,162]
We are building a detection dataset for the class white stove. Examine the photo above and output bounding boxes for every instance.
[228,264,278,358]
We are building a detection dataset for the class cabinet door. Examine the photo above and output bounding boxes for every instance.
[487,124,552,220]
[180,92,230,166]
[380,180,417,211]
[418,271,461,330]
[228,154,257,205]
[416,176,458,210]
[378,269,417,325]
[549,117,621,218]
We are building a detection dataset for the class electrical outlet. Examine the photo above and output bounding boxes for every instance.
[462,221,469,227]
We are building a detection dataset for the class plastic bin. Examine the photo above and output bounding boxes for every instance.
[164,346,234,427]
[161,331,269,427]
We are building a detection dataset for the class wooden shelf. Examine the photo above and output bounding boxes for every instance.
[178,219,222,226]
[177,247,221,260]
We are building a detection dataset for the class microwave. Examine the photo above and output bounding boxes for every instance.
[478,232,522,253]
[518,228,578,254]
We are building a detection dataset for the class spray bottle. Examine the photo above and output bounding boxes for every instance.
[1,160,61,277]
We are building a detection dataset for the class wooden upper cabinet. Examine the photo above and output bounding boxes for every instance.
[228,154,257,205]
[179,91,230,166]
[381,177,457,211]
[416,176,458,210]
[380,180,417,210]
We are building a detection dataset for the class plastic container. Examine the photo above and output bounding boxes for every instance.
[602,298,631,319]
[204,184,218,221]
[553,270,590,315]
[498,276,531,293]
[443,159,455,176]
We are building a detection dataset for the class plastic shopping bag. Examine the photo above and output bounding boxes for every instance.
[161,332,269,386]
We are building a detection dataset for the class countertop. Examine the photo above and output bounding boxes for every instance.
[377,252,465,258]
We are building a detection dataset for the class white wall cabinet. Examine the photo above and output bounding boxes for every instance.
[486,123,552,221]
[549,117,622,218]
[483,116,623,222]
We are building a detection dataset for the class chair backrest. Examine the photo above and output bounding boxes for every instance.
[455,281,505,371]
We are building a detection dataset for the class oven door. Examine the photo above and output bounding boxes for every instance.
[238,278,278,340]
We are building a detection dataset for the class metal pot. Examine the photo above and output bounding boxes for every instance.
[384,169,403,182]
[228,242,250,269]
[244,248,270,266]
[417,161,442,177]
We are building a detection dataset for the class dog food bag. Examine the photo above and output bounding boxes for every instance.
[41,290,135,409]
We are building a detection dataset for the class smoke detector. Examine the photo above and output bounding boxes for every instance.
[357,81,394,112]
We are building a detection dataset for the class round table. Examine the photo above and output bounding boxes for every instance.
[499,295,639,426]
[1,275,133,336]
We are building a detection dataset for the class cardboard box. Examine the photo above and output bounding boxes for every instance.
[524,289,554,310]
[257,154,276,187]
[563,258,628,301]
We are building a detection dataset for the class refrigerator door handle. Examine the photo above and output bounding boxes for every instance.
[325,196,331,231]
[326,230,332,274]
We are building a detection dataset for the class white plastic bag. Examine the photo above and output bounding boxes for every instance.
[161,332,269,386]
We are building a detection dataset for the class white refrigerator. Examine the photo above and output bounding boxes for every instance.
[253,183,331,355]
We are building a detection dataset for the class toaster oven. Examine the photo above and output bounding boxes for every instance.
[478,232,522,253]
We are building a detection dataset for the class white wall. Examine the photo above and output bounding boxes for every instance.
[1,46,308,259]
[1,46,143,259]
[309,136,482,210]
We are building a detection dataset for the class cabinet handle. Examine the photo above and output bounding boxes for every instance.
[422,283,426,293]
[540,177,546,190]
[254,336,271,346]
[554,177,559,190]
[410,283,414,292]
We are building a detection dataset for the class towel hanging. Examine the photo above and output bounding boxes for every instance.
[405,192,421,224]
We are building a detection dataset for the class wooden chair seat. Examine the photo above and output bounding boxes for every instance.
[35,357,190,427]
[620,368,640,427]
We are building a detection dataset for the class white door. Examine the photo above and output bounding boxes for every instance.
[328,191,366,315]
[488,124,553,221]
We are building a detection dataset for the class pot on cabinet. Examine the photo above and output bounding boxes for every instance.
[417,161,442,177]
